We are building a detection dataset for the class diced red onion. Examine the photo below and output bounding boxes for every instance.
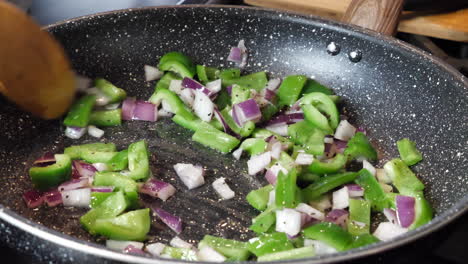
[295,203,325,221]
[264,89,277,103]
[169,80,183,95]
[139,178,176,201]
[73,160,97,179]
[232,147,243,160]
[91,186,115,193]
[295,153,314,165]
[23,189,44,208]
[158,108,174,117]
[58,178,90,192]
[325,209,349,228]
[324,136,334,144]
[266,78,281,91]
[179,88,195,107]
[275,208,302,236]
[300,213,319,228]
[92,163,108,172]
[226,86,233,96]
[396,195,416,228]
[289,100,302,112]
[206,79,222,94]
[152,207,183,234]
[232,99,261,126]
[123,245,147,256]
[270,142,283,160]
[362,160,376,176]
[334,139,347,153]
[75,75,92,92]
[33,152,56,167]
[121,97,136,121]
[247,151,271,175]
[193,90,214,122]
[212,177,235,200]
[357,126,367,135]
[346,184,364,197]
[170,236,193,249]
[145,243,166,256]
[197,246,226,262]
[304,239,338,255]
[334,120,356,141]
[87,125,104,138]
[227,47,242,63]
[44,189,63,207]
[332,186,349,209]
[383,208,398,224]
[250,89,270,108]
[65,126,87,139]
[144,65,163,82]
[132,101,157,122]
[173,163,205,190]
[237,39,248,68]
[104,102,120,110]
[373,222,407,241]
[264,164,287,185]
[182,77,213,97]
[266,113,304,126]
[265,124,288,136]
[214,107,237,137]
[61,188,91,207]
[106,240,144,251]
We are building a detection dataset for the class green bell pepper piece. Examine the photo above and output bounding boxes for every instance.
[277,75,307,107]
[219,107,255,137]
[355,169,390,212]
[93,208,150,241]
[89,109,122,127]
[64,142,117,160]
[308,153,347,174]
[277,151,297,171]
[302,172,358,201]
[127,140,150,180]
[81,151,117,164]
[288,121,325,156]
[231,84,251,105]
[347,199,371,235]
[408,191,433,230]
[246,184,274,211]
[80,191,128,234]
[257,246,315,262]
[383,158,424,196]
[149,88,195,121]
[192,122,240,153]
[298,171,321,183]
[162,246,198,260]
[29,154,72,191]
[155,72,181,91]
[329,95,341,104]
[301,79,333,96]
[196,65,220,83]
[220,68,241,82]
[253,129,293,149]
[199,235,251,261]
[261,103,279,122]
[240,138,267,156]
[93,172,139,208]
[105,149,128,171]
[302,222,353,251]
[223,71,268,92]
[347,234,379,249]
[158,51,195,78]
[90,192,114,208]
[344,132,378,161]
[94,78,127,103]
[300,92,339,133]
[397,138,423,166]
[250,205,276,234]
[275,168,299,208]
[63,95,96,127]
[247,232,295,257]
[172,114,203,131]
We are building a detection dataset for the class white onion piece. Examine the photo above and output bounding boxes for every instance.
[309,195,332,211]
[266,78,281,91]
[169,79,183,95]
[197,246,225,262]
[346,184,364,197]
[232,147,243,160]
[65,126,87,139]
[247,151,271,175]
[268,190,276,206]
[265,124,288,136]
[332,186,349,209]
[92,162,108,172]
[87,125,104,138]
[373,222,407,241]
[144,65,163,81]
[173,163,205,190]
[158,108,174,117]
[212,177,235,200]
[275,208,302,236]
[206,79,222,94]
[270,142,282,160]
[75,75,92,92]
[380,182,393,193]
[362,160,376,176]
[376,168,392,184]
[170,236,193,249]
[106,240,144,251]
[295,153,314,165]
[193,90,214,122]
[104,102,120,110]
[162,100,174,113]
[334,120,356,141]
[383,208,398,224]
[86,87,111,106]
[179,88,195,107]
[295,203,325,221]
[145,243,166,256]
[324,136,334,144]
[61,188,91,208]
[304,239,338,255]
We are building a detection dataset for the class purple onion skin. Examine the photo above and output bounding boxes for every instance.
[33,152,56,167]
[396,195,416,228]
[152,207,183,234]
[23,189,44,208]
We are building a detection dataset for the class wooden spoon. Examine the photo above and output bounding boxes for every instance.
[0,1,75,119]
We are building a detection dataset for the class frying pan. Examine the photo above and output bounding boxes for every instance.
[0,2,467,264]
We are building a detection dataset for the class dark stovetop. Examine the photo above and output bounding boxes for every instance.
[2,0,467,263]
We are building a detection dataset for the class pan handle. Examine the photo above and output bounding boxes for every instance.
[342,0,405,36]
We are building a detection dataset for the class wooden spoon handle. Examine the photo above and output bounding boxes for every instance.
[342,0,405,36]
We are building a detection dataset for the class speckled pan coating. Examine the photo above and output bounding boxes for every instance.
[0,5,467,264]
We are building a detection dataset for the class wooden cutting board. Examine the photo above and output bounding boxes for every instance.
[245,0,468,42]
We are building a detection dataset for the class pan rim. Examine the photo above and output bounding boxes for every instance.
[2,4,466,264]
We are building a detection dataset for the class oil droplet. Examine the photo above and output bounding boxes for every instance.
[348,50,362,62]
[326,42,340,55]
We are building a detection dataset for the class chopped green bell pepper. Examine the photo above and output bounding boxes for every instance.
[90,192,114,208]
[149,88,195,121]
[105,149,128,171]
[127,140,150,180]
[275,168,299,208]
[302,172,358,201]
[219,107,255,137]
[383,158,424,196]
[158,51,195,78]
[301,79,333,96]
[250,205,276,234]
[223,71,268,92]
[29,154,72,191]
[261,103,279,122]
[277,75,307,107]
[408,191,433,230]
[93,172,139,208]
[64,142,117,163]
[347,234,379,249]
[257,246,315,262]
[355,169,390,212]
[247,184,274,211]
[94,78,127,103]
[302,222,352,251]
[231,84,251,105]
[347,199,371,235]
[247,232,295,257]
[162,246,198,260]
[288,121,325,156]
[308,153,347,174]
[300,92,339,133]
[240,138,267,156]
[93,208,150,241]
[397,138,423,166]
[196,65,220,83]
[89,109,122,127]
[63,94,96,127]
[344,132,378,161]
[155,72,182,91]
[192,122,240,153]
[220,68,241,82]
[199,235,251,261]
